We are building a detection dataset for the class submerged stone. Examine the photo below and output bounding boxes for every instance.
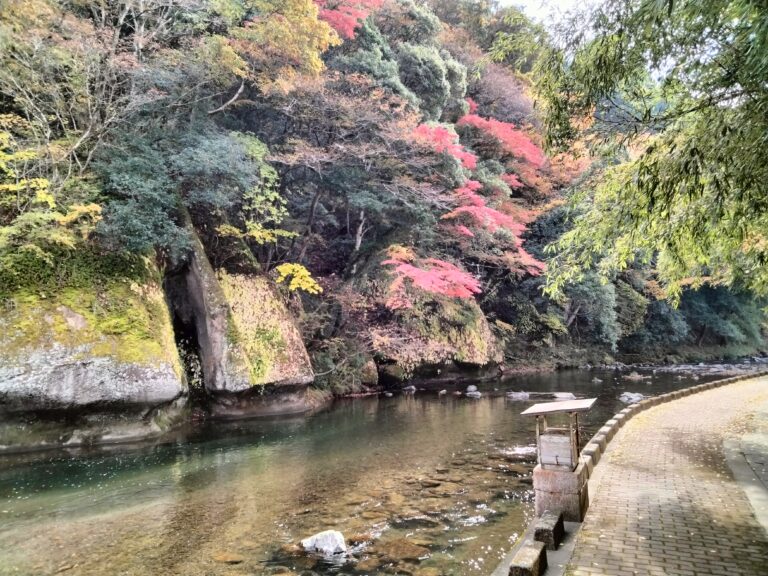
[212,552,245,564]
[355,557,382,572]
[619,391,645,404]
[373,539,430,562]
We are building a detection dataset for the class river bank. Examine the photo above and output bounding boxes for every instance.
[2,358,765,456]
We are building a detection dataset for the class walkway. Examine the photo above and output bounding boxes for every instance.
[567,377,768,576]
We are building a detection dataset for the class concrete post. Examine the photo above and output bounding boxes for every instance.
[533,460,589,522]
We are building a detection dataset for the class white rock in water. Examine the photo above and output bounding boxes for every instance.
[403,385,416,393]
[301,530,347,556]
[465,390,482,398]
[553,392,576,400]
[466,384,478,393]
[506,391,530,400]
[591,377,603,384]
[619,392,645,404]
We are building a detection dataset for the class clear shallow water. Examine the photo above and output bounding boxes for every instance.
[0,366,744,575]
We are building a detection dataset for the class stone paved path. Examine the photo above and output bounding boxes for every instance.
[567,377,768,576]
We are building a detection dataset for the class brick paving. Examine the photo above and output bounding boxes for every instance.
[567,377,768,576]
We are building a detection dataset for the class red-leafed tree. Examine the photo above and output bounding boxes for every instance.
[315,0,383,39]
[382,245,481,309]
[457,114,545,168]
[501,173,524,189]
[442,180,526,236]
[412,123,477,170]
[440,180,547,277]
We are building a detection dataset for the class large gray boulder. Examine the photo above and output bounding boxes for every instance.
[0,264,186,413]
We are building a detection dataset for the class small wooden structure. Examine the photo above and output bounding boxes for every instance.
[521,398,596,471]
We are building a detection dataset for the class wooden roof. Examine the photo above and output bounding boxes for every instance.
[520,398,597,416]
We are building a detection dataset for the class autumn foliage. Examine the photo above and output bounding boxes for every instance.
[501,173,524,189]
[412,123,477,169]
[442,180,525,236]
[315,0,384,39]
[457,114,545,167]
[382,245,481,309]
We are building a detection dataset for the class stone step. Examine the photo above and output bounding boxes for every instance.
[508,540,547,576]
[533,511,565,551]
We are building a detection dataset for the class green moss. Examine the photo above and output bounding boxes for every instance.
[409,296,496,364]
[0,248,153,301]
[375,293,501,377]
[244,327,282,383]
[218,272,290,386]
[0,254,182,377]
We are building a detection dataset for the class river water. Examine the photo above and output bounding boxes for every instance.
[0,365,751,575]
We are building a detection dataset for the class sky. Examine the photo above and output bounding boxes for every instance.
[502,0,589,23]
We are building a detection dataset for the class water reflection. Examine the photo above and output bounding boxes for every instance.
[0,367,741,575]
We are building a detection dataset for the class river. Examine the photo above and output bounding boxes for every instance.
[0,365,752,575]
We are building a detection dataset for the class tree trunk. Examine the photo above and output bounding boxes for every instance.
[353,209,366,253]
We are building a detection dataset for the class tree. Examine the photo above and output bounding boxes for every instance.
[441,180,524,236]
[396,43,452,119]
[456,114,545,168]
[0,116,101,275]
[315,0,383,39]
[251,72,457,275]
[412,123,477,169]
[382,244,481,310]
[525,0,768,299]
[221,0,341,92]
[470,63,536,126]
[330,20,418,105]
[374,0,442,46]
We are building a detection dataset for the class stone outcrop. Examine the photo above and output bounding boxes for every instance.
[166,234,314,392]
[164,231,314,416]
[0,260,186,413]
[217,271,313,388]
[0,228,317,449]
[374,296,503,383]
[0,256,189,450]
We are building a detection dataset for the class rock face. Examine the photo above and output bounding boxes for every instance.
[217,271,313,388]
[0,256,188,450]
[0,261,185,413]
[0,226,317,449]
[375,299,503,385]
[0,348,183,410]
[164,232,314,416]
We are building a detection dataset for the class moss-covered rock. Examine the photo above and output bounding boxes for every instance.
[372,295,502,380]
[0,255,185,411]
[170,233,313,393]
[219,271,313,386]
